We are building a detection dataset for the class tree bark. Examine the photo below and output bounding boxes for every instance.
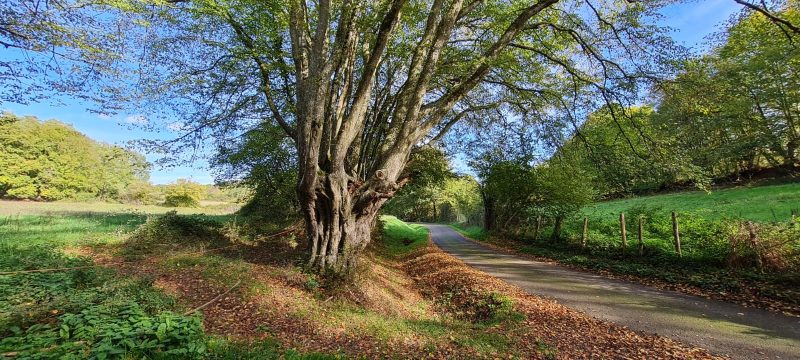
[301,168,402,273]
[482,189,496,231]
[552,216,563,241]
[285,0,560,275]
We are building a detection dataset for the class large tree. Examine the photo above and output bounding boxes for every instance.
[1,0,687,273]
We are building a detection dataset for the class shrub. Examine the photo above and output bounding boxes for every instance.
[123,211,228,257]
[728,221,800,272]
[120,181,163,205]
[163,179,205,207]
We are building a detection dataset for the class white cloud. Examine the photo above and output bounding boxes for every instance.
[167,121,186,132]
[124,114,148,125]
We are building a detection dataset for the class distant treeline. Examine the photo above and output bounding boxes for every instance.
[0,113,246,206]
[0,113,149,201]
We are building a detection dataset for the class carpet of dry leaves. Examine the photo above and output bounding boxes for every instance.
[81,237,725,359]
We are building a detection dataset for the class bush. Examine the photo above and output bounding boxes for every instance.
[728,221,800,272]
[120,181,163,205]
[123,211,228,257]
[163,179,205,207]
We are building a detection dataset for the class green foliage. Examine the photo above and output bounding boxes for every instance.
[532,156,596,219]
[558,106,701,196]
[0,241,206,359]
[0,113,150,201]
[2,302,206,359]
[404,147,453,189]
[214,122,297,223]
[163,179,206,208]
[654,5,800,180]
[120,181,163,205]
[480,158,595,233]
[384,148,482,224]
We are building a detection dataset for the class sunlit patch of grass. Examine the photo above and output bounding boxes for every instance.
[378,215,429,257]
[583,182,800,222]
[449,223,488,241]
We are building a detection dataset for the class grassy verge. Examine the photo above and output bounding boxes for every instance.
[376,215,429,256]
[449,223,488,241]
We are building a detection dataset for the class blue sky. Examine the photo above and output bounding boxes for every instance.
[2,1,741,184]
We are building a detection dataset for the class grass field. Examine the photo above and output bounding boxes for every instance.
[0,199,238,216]
[583,182,800,222]
[0,201,329,359]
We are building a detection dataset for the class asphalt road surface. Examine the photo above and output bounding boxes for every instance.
[424,224,800,360]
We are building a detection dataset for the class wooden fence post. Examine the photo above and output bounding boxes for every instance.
[672,211,682,257]
[581,217,588,248]
[619,213,627,252]
[638,216,644,256]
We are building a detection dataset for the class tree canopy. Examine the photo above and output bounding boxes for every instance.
[0,113,150,200]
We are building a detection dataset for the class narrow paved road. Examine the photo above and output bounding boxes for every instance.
[424,224,800,360]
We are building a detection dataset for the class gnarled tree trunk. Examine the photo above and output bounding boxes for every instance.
[300,168,402,272]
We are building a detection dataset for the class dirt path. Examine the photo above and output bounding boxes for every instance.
[424,224,800,360]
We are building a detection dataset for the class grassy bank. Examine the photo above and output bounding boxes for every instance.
[449,223,488,241]
[583,182,800,222]
[377,215,430,256]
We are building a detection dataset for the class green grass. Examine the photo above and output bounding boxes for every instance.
[583,182,800,222]
[379,215,430,256]
[0,205,327,359]
[449,223,488,241]
[0,199,238,216]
